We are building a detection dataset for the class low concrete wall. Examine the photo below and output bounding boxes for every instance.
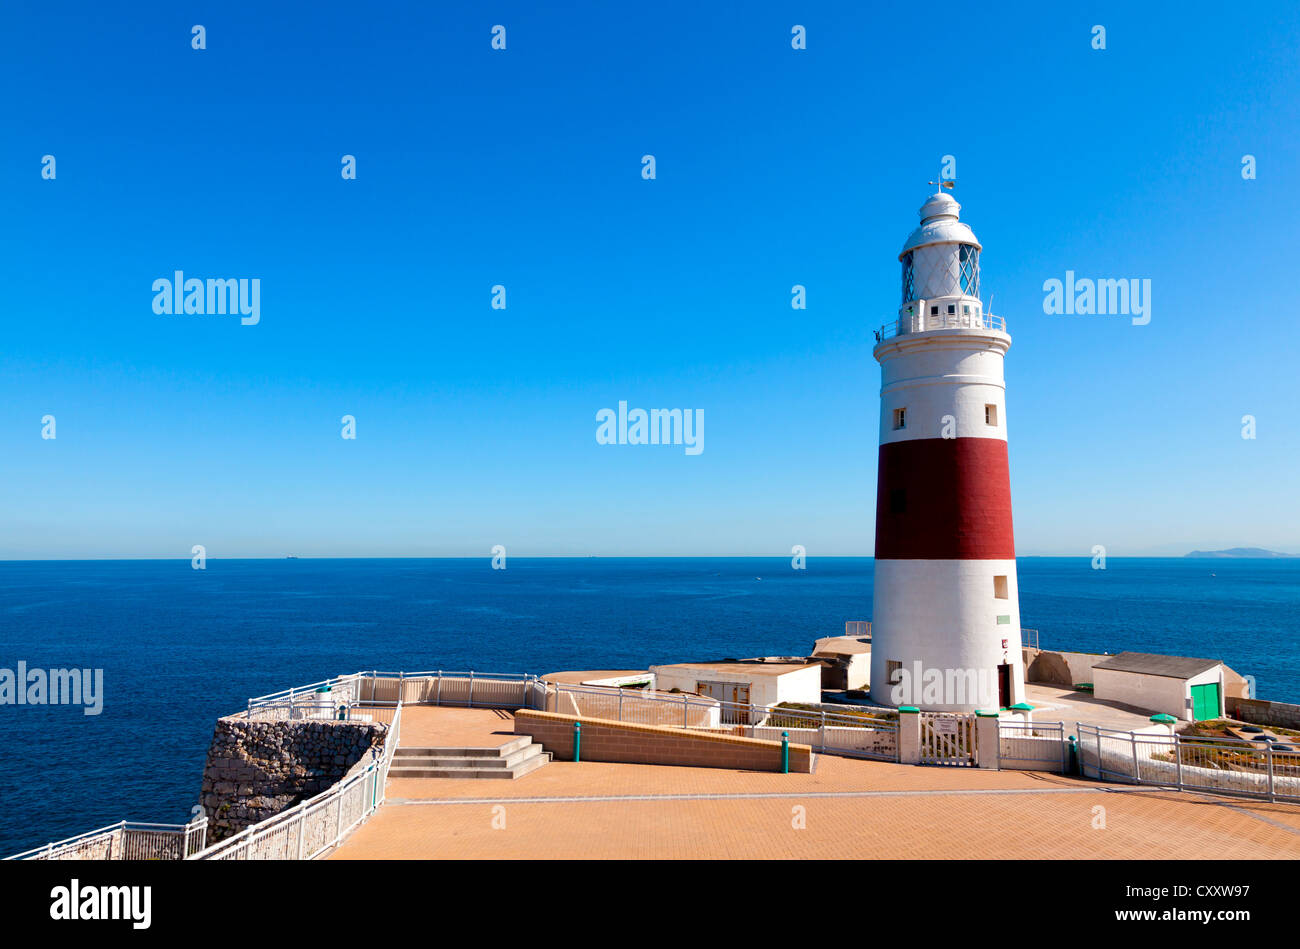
[1024,649,1108,687]
[700,724,897,759]
[513,710,812,773]
[1227,696,1300,729]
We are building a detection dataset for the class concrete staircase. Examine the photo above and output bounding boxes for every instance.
[389,737,552,780]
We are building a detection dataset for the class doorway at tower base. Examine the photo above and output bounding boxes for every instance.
[868,558,1026,712]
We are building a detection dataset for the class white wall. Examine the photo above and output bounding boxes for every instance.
[1093,667,1224,721]
[870,559,1024,712]
[877,341,1010,444]
[647,665,821,709]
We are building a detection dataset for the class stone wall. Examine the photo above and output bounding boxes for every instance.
[1227,696,1300,730]
[514,709,813,773]
[200,716,386,841]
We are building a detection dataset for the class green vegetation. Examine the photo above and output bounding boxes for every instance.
[1180,719,1300,739]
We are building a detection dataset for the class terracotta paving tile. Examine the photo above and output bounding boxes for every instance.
[397,707,518,748]
[327,706,1300,859]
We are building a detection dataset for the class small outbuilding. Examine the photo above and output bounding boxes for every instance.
[1091,651,1225,722]
[811,636,872,691]
[648,658,823,722]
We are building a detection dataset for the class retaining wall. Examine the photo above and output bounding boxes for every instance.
[200,717,386,841]
[513,710,813,773]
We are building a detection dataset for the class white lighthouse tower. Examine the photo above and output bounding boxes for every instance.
[868,186,1025,712]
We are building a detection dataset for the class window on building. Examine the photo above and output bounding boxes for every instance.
[947,304,956,314]
[994,575,1009,599]
[959,244,980,297]
[893,408,906,430]
[930,305,938,315]
[886,660,902,684]
[890,488,907,513]
[985,404,998,426]
[900,253,915,304]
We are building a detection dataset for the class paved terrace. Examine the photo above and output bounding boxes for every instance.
[330,708,1300,860]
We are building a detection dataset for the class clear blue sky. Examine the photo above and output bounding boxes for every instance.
[1,1,1297,558]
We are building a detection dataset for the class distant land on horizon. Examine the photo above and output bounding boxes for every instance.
[1184,547,1297,559]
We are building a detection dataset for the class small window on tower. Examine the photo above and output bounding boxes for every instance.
[886,660,902,685]
[947,304,956,314]
[890,489,907,514]
[930,305,938,315]
[985,404,998,426]
[893,408,906,430]
[994,575,1009,599]
[963,304,970,315]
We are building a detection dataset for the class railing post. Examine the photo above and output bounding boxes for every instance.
[573,721,582,763]
[683,694,688,727]
[1130,732,1140,783]
[295,802,306,859]
[436,670,442,706]
[820,710,826,753]
[1267,744,1276,803]
[399,670,404,705]
[618,688,624,722]
[1174,735,1184,790]
[469,670,474,708]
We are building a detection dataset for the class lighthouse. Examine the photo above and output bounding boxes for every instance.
[868,186,1025,712]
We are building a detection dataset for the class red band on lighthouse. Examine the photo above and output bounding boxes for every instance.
[874,438,1016,560]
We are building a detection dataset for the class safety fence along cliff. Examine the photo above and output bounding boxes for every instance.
[5,819,209,861]
[189,701,402,860]
[1077,722,1300,804]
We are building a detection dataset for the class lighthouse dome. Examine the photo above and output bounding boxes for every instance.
[899,191,981,258]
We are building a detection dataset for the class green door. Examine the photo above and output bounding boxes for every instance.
[1191,682,1221,721]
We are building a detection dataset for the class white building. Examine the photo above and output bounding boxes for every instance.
[1092,652,1226,722]
[868,187,1026,712]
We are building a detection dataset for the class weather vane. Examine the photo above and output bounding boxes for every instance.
[927,169,956,192]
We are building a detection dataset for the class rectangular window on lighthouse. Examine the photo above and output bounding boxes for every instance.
[893,408,906,430]
[994,575,1009,599]
[985,404,998,426]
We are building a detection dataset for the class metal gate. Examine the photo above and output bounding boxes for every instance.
[920,712,976,766]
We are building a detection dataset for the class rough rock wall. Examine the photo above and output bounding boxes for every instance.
[200,717,386,841]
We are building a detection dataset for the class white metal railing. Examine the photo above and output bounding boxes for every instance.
[1021,628,1039,650]
[551,683,899,761]
[843,620,871,638]
[1075,722,1300,803]
[191,701,402,860]
[998,721,1067,772]
[876,309,1006,341]
[6,817,208,861]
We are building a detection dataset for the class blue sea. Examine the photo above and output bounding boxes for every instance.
[0,556,1297,855]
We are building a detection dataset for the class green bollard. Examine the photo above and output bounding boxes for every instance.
[1068,735,1078,774]
[781,731,789,774]
[573,721,582,763]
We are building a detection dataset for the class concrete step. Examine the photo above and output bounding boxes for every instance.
[389,742,551,780]
[394,744,546,770]
[395,736,532,759]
